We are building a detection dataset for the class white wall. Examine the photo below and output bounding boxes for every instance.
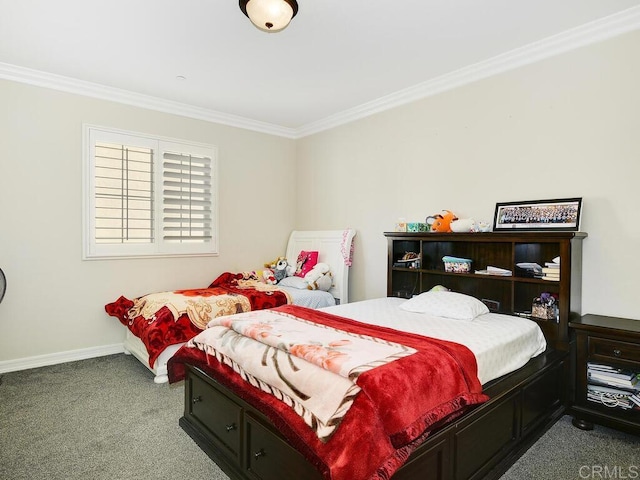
[1,28,639,369]
[295,29,640,321]
[0,80,297,364]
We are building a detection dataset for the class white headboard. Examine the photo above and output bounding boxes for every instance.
[285,229,356,304]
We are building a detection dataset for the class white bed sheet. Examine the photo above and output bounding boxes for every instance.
[281,287,336,308]
[321,297,547,385]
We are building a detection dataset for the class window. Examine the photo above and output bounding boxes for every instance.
[83,125,218,259]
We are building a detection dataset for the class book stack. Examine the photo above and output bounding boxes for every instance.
[542,256,560,281]
[587,362,640,410]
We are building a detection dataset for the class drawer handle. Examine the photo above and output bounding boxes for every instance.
[192,395,202,404]
[613,349,622,357]
[254,449,266,459]
[225,423,237,432]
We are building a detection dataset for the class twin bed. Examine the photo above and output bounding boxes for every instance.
[106,229,356,383]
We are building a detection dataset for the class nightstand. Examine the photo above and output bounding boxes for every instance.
[569,314,640,435]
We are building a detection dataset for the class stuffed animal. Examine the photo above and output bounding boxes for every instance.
[309,272,332,291]
[426,210,458,233]
[430,284,450,292]
[304,263,332,291]
[475,221,492,232]
[258,269,277,285]
[285,262,296,277]
[264,256,285,269]
[450,218,476,232]
[273,258,290,283]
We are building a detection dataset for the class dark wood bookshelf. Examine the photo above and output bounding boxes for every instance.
[385,231,587,350]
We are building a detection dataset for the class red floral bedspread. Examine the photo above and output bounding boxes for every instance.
[105,272,291,368]
[168,305,489,480]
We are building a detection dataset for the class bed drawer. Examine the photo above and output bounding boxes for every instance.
[521,360,564,436]
[588,336,640,363]
[453,393,518,480]
[245,413,322,480]
[187,372,242,459]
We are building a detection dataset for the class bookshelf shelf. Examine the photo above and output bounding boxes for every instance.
[570,314,640,435]
[386,231,586,350]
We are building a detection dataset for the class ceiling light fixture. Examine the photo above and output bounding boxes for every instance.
[239,0,298,33]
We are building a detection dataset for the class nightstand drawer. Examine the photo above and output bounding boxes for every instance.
[588,337,640,363]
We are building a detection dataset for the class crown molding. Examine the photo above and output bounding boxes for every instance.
[0,62,298,139]
[1,5,639,140]
[295,5,640,138]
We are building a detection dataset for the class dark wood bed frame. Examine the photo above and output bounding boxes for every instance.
[177,231,586,480]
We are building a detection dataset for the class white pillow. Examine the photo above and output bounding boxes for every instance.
[278,276,309,289]
[399,291,489,320]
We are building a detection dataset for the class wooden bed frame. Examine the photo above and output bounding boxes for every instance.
[123,229,356,383]
[180,347,568,480]
[176,231,584,480]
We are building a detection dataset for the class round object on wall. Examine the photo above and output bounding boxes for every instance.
[0,268,5,303]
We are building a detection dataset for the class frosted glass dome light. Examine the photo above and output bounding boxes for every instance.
[239,0,298,32]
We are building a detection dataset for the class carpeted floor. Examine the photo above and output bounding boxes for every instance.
[0,354,226,480]
[0,353,638,480]
[500,415,639,479]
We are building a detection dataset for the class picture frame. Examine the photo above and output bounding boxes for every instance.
[493,197,582,232]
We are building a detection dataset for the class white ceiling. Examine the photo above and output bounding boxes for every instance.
[2,0,640,137]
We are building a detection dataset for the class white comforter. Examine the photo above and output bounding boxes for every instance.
[322,297,547,385]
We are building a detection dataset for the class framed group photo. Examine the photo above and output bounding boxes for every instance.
[493,197,582,232]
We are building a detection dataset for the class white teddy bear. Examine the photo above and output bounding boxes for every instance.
[303,263,333,291]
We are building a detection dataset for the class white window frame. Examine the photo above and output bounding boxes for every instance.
[82,124,218,259]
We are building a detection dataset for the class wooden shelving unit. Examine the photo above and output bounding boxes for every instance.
[385,231,587,350]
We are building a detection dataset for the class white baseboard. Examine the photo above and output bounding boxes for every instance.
[0,344,125,374]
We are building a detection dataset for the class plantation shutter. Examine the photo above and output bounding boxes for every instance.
[84,125,217,259]
[93,142,154,244]
[162,151,213,243]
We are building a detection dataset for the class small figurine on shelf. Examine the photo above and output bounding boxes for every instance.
[394,251,421,269]
[532,292,559,321]
[394,218,407,232]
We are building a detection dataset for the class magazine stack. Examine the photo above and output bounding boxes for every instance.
[587,362,640,410]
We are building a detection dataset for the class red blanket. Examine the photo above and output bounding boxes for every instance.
[168,305,488,480]
[105,272,290,368]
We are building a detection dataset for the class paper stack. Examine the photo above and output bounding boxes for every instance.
[587,362,639,410]
[475,266,512,276]
[588,362,639,392]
